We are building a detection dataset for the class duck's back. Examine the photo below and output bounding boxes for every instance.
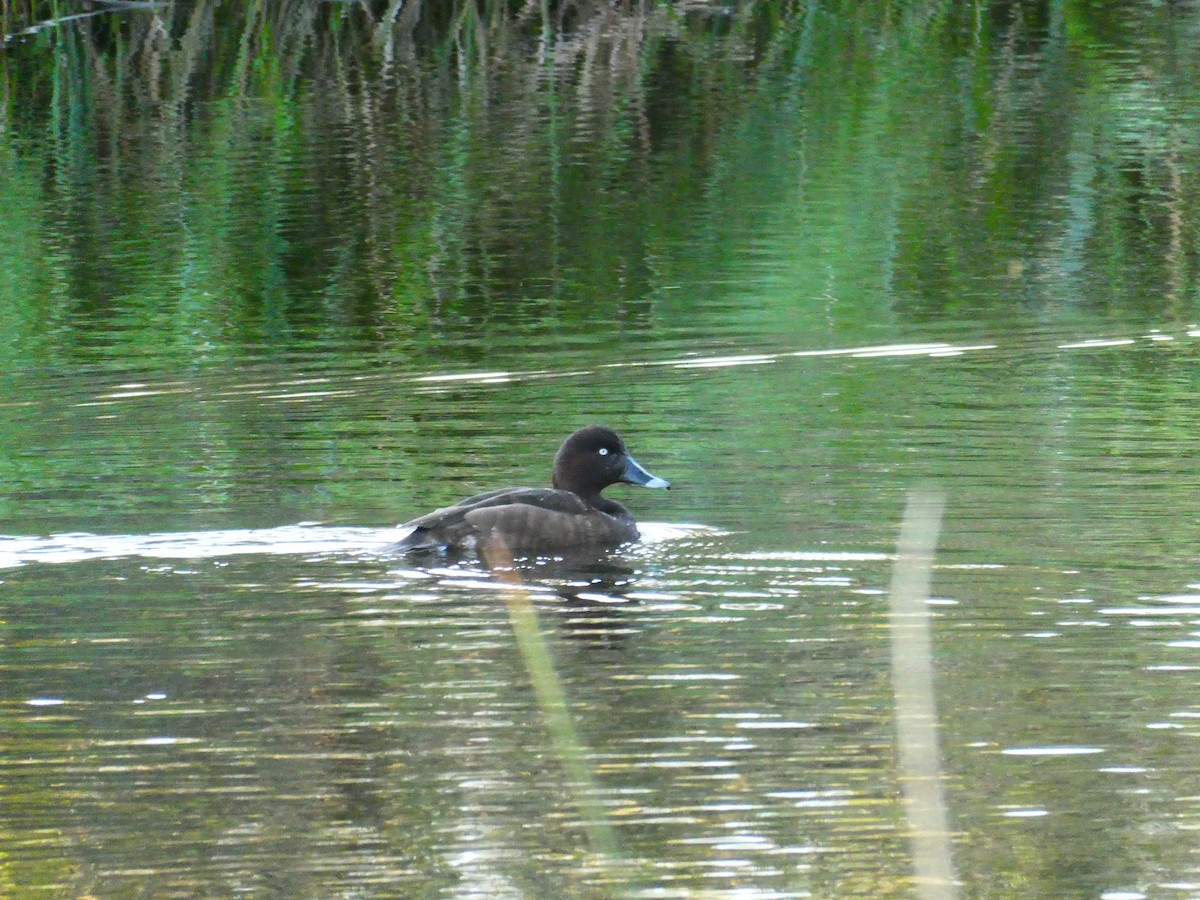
[396,487,637,553]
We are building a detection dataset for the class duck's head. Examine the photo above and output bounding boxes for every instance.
[552,425,670,499]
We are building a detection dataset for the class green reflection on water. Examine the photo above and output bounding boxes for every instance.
[3,1,1200,898]
[2,0,1198,370]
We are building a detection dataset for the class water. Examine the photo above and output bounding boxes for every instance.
[4,2,1200,897]
[6,332,1200,898]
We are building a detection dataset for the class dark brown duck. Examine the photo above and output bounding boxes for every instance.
[395,426,670,554]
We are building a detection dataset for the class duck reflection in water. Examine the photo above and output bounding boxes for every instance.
[484,545,650,646]
[499,549,642,603]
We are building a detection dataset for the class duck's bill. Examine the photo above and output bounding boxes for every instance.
[620,456,671,490]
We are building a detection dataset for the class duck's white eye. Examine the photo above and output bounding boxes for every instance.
[598,448,609,456]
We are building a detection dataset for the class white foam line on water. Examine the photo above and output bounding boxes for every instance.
[672,355,776,369]
[0,525,406,568]
[261,390,358,401]
[790,342,948,357]
[413,371,513,383]
[70,332,1190,412]
[723,550,890,562]
[96,388,196,400]
[0,521,719,568]
[597,341,1001,373]
[334,331,1176,395]
[852,344,966,358]
[1001,746,1105,757]
[1057,339,1138,349]
[1101,607,1200,616]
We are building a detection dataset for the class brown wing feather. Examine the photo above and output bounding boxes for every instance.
[396,488,605,552]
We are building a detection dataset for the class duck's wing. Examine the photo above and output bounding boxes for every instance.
[396,488,591,551]
[400,488,519,530]
[401,488,587,530]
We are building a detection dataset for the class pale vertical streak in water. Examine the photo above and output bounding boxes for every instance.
[888,490,958,899]
[483,540,627,888]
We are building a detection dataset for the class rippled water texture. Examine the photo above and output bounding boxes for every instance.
[4,2,1200,898]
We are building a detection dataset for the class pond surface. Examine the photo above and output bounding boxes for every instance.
[3,2,1200,898]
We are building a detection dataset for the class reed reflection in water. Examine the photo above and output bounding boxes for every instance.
[5,0,1200,895]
